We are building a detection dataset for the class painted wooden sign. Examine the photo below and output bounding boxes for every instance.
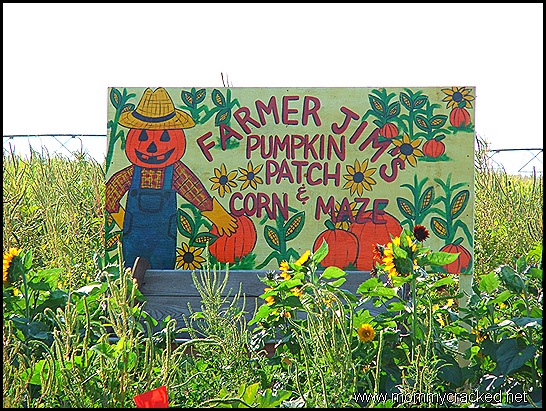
[104,87,475,274]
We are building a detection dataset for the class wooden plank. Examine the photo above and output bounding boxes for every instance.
[138,270,391,335]
[141,270,379,296]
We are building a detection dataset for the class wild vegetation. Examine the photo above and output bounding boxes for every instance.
[3,139,543,408]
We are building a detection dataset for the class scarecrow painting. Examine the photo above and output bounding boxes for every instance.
[105,88,237,269]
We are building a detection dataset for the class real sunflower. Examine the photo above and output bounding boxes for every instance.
[290,287,303,298]
[382,243,398,278]
[280,271,291,281]
[175,243,205,270]
[343,159,377,196]
[357,323,376,342]
[295,250,311,266]
[413,225,430,242]
[209,163,238,197]
[279,260,290,271]
[3,247,22,283]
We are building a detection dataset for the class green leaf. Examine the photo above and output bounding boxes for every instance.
[512,317,542,328]
[427,251,459,266]
[110,88,121,109]
[429,114,448,128]
[499,265,525,293]
[418,186,435,213]
[311,239,329,263]
[248,304,273,326]
[177,208,195,237]
[321,266,346,279]
[400,92,412,110]
[396,197,415,219]
[356,278,396,298]
[415,114,431,132]
[529,267,542,280]
[487,289,513,306]
[264,225,281,251]
[432,277,456,288]
[192,232,217,247]
[181,90,195,108]
[430,217,449,240]
[495,339,536,375]
[479,271,501,294]
[284,211,305,242]
[413,96,428,109]
[242,382,259,404]
[329,278,347,287]
[387,301,406,311]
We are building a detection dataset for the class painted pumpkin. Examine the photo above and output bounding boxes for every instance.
[422,138,446,158]
[440,242,472,274]
[209,215,257,263]
[125,129,187,169]
[449,107,470,128]
[379,122,399,139]
[349,210,402,271]
[313,221,359,269]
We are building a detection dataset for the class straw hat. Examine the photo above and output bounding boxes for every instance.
[118,88,195,130]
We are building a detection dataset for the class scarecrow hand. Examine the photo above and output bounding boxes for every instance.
[110,207,125,230]
[202,198,238,236]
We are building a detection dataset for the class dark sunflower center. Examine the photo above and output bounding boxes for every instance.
[247,172,255,180]
[400,143,414,155]
[219,175,228,185]
[183,252,194,263]
[453,91,463,102]
[353,172,364,183]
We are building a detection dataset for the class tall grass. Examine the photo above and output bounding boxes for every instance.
[3,146,104,288]
[474,136,543,276]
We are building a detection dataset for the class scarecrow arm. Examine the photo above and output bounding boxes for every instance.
[202,198,238,236]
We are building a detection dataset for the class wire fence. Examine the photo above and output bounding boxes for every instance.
[3,133,543,176]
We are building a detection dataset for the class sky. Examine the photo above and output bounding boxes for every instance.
[2,3,543,174]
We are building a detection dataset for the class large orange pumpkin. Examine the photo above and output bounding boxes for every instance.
[313,220,359,269]
[209,215,257,263]
[125,129,187,169]
[440,241,472,274]
[349,210,402,271]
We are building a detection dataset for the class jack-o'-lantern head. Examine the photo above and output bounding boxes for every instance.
[125,128,187,168]
[118,87,195,168]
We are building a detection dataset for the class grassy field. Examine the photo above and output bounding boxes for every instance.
[3,140,543,408]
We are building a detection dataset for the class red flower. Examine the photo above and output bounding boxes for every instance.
[413,225,430,242]
[372,243,384,261]
[134,385,169,408]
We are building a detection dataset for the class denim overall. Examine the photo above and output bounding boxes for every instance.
[122,165,178,269]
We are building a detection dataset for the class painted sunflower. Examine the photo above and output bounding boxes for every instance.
[209,163,238,197]
[392,134,423,167]
[343,159,377,196]
[334,200,358,230]
[176,243,206,270]
[441,86,475,109]
[237,161,263,190]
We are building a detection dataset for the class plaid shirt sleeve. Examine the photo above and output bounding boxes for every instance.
[173,162,213,211]
[105,166,133,213]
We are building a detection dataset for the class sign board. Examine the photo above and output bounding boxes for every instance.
[104,87,475,274]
